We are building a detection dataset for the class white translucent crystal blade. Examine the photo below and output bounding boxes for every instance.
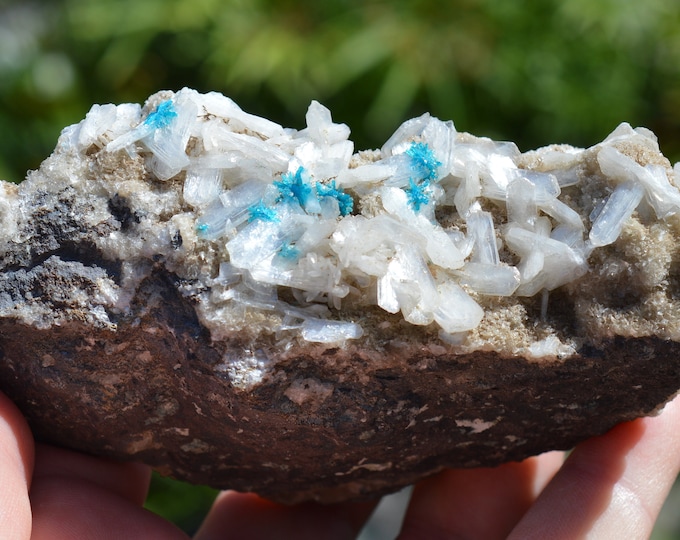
[638,164,680,218]
[520,170,560,203]
[184,169,222,207]
[433,282,484,333]
[380,187,464,269]
[196,91,286,139]
[201,123,289,173]
[422,118,456,176]
[453,161,482,217]
[219,180,269,212]
[450,146,486,179]
[504,225,587,295]
[196,201,235,241]
[378,244,438,325]
[597,146,644,185]
[506,176,538,230]
[535,149,583,187]
[466,208,500,265]
[336,162,395,188]
[482,154,517,200]
[303,100,351,146]
[226,220,288,269]
[458,263,521,296]
[539,197,584,230]
[550,224,585,251]
[602,122,638,144]
[377,273,400,313]
[301,318,364,343]
[76,104,118,148]
[381,113,432,157]
[589,181,644,247]
[77,87,680,343]
[295,139,354,182]
[143,93,198,180]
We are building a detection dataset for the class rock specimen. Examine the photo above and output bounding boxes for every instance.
[1,88,680,503]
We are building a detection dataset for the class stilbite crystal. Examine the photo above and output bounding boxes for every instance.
[18,87,667,351]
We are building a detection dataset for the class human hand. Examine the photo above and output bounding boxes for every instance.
[397,393,680,540]
[0,389,375,540]
[2,390,680,540]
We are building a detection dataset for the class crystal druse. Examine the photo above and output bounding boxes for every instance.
[13,88,680,352]
[1,88,680,502]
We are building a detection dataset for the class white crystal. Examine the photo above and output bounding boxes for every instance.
[482,154,517,200]
[505,224,588,296]
[195,91,285,140]
[302,100,351,146]
[453,160,482,217]
[433,281,484,333]
[381,113,432,158]
[458,263,520,296]
[301,318,363,343]
[466,207,500,265]
[69,88,679,344]
[506,176,539,230]
[589,181,644,247]
[378,244,438,326]
[183,168,223,207]
[143,93,197,180]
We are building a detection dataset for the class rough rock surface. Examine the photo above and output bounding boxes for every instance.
[1,89,680,503]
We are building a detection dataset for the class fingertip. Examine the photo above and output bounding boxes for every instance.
[33,444,152,506]
[509,393,680,540]
[0,390,35,539]
[399,452,564,540]
[195,491,377,540]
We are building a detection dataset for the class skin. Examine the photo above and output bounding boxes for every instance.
[2,390,680,539]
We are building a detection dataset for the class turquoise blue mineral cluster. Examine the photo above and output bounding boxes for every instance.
[58,88,680,350]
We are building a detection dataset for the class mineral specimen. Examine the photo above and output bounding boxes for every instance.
[1,88,680,503]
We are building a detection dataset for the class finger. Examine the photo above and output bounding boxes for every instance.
[0,391,35,540]
[398,451,565,540]
[33,444,151,505]
[508,394,680,540]
[194,490,378,540]
[30,445,188,540]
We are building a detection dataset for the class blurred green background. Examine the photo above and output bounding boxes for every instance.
[2,0,680,537]
[3,0,680,184]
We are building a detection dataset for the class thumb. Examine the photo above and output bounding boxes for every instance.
[0,390,35,540]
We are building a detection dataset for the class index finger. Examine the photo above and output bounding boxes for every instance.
[0,390,35,540]
[508,393,680,539]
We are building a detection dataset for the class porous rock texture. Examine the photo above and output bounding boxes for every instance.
[1,89,680,503]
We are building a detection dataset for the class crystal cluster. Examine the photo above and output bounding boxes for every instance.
[55,88,680,346]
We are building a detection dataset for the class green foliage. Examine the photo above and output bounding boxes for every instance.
[2,0,680,183]
[143,472,218,535]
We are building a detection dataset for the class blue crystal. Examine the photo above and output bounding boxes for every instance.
[196,222,210,234]
[144,100,177,130]
[274,168,312,208]
[406,142,441,182]
[278,242,300,260]
[405,178,430,211]
[248,201,279,223]
[316,180,354,216]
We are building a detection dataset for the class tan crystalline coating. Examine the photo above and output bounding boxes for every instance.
[0,89,679,503]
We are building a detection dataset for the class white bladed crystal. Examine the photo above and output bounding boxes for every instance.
[433,281,484,333]
[589,181,644,247]
[458,263,521,296]
[90,88,676,345]
[301,318,363,343]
